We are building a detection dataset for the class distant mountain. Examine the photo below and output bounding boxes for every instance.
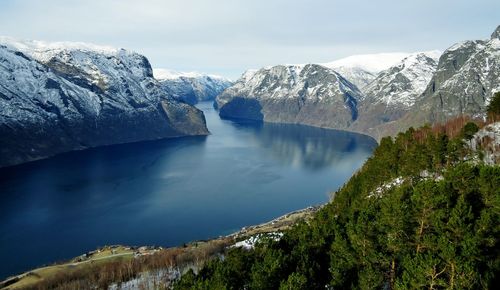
[216,26,500,141]
[412,26,500,123]
[0,38,208,167]
[216,64,362,130]
[350,51,441,137]
[323,52,411,89]
[215,52,442,139]
[154,69,232,105]
[363,51,441,107]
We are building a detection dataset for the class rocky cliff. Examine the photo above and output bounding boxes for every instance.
[215,64,362,131]
[415,26,500,123]
[0,38,208,167]
[154,69,232,105]
[350,51,441,138]
[216,26,500,141]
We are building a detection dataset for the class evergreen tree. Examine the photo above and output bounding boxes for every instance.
[487,91,500,121]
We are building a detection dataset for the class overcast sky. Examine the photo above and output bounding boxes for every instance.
[0,0,498,79]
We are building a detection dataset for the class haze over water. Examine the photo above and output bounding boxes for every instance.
[0,102,377,279]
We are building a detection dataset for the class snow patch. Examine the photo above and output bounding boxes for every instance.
[323,52,413,73]
[232,232,284,250]
[153,68,230,82]
[368,177,405,198]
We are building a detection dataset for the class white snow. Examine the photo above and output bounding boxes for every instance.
[469,122,500,165]
[323,52,413,73]
[363,51,441,107]
[368,177,405,198]
[216,62,364,111]
[232,232,284,250]
[153,68,230,81]
[0,36,121,62]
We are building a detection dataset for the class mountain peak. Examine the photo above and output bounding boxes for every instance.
[323,52,412,74]
[363,51,440,108]
[492,25,500,40]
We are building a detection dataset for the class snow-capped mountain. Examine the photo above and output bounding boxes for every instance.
[154,68,232,105]
[216,64,362,130]
[363,51,441,107]
[323,52,412,89]
[0,38,208,167]
[215,51,445,139]
[214,25,500,141]
[347,51,441,138]
[413,26,500,122]
[359,26,500,139]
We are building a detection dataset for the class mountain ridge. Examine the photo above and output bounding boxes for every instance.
[0,38,209,167]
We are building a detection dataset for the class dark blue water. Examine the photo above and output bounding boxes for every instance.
[0,102,376,279]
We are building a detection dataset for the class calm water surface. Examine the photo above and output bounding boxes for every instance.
[0,102,377,279]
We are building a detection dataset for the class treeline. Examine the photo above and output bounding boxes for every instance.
[174,115,499,289]
[18,239,229,290]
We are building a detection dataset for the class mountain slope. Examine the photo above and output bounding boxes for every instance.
[154,69,232,105]
[0,38,208,167]
[350,51,441,138]
[174,120,500,290]
[323,52,411,89]
[215,64,363,130]
[402,26,500,127]
[215,52,442,140]
[363,51,441,107]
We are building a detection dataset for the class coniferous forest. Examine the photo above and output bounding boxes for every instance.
[174,103,500,289]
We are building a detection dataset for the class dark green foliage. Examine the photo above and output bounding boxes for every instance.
[174,124,499,290]
[460,122,479,141]
[487,92,500,121]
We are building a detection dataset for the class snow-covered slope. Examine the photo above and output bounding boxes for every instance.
[324,52,413,73]
[347,51,441,138]
[154,68,232,105]
[404,25,500,124]
[323,52,412,89]
[216,64,362,130]
[361,26,500,140]
[0,38,208,167]
[363,51,441,107]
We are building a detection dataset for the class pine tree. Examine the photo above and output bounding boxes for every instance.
[487,91,500,122]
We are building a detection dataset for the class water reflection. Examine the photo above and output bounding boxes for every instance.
[0,103,375,279]
[228,121,376,170]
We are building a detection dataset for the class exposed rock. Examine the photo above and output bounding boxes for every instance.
[351,51,441,139]
[405,28,500,126]
[0,38,208,167]
[470,122,500,165]
[154,69,232,105]
[215,64,362,131]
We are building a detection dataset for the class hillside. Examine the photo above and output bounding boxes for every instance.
[174,118,500,289]
[154,69,232,105]
[216,64,362,131]
[0,38,208,167]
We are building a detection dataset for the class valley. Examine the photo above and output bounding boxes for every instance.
[0,17,498,290]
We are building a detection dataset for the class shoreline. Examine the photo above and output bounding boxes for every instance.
[1,205,322,289]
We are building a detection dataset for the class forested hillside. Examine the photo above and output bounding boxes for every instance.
[174,110,500,289]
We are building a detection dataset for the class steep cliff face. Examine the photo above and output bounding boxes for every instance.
[215,27,500,141]
[154,69,232,105]
[214,53,441,139]
[216,64,362,130]
[0,38,208,167]
[411,27,500,123]
[350,51,441,138]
